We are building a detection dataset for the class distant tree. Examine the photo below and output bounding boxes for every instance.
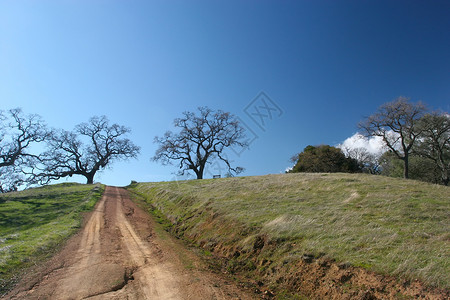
[358,97,426,179]
[379,151,441,184]
[153,107,247,179]
[342,147,381,174]
[0,108,48,192]
[290,145,360,173]
[33,116,140,184]
[378,151,403,178]
[414,112,450,185]
[409,156,442,184]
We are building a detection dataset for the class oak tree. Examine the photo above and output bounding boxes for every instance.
[290,145,360,173]
[358,97,426,179]
[342,146,381,174]
[34,116,140,184]
[0,108,48,192]
[414,112,450,185]
[153,107,247,179]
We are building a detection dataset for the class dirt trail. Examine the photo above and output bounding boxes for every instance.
[6,186,255,300]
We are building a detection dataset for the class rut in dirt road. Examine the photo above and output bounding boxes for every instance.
[113,187,181,299]
[52,190,122,299]
[6,186,255,300]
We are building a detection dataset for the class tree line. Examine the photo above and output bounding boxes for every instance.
[0,110,140,192]
[2,97,448,193]
[289,97,449,186]
[0,106,247,192]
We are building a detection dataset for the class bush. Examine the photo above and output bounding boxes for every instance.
[290,145,360,173]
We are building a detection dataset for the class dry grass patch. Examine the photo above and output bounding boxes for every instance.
[129,173,449,290]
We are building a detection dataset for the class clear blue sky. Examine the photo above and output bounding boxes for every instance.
[1,1,449,186]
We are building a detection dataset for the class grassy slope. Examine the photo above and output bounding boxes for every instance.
[129,173,449,289]
[0,183,104,294]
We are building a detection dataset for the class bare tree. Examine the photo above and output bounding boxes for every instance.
[0,108,48,192]
[34,116,140,184]
[342,147,381,174]
[358,97,426,179]
[0,108,47,168]
[153,107,247,179]
[414,112,450,185]
[0,166,24,193]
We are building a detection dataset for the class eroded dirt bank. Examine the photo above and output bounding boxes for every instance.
[4,186,255,299]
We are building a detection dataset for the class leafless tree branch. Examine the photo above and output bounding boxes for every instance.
[358,97,426,178]
[153,107,247,179]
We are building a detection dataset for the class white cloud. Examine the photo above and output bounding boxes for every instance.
[337,133,387,156]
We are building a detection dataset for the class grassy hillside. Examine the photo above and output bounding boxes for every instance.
[0,183,104,294]
[128,173,449,297]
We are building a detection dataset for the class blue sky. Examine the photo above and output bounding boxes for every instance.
[1,1,449,186]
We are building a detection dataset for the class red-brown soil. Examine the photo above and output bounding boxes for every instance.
[4,186,255,299]
[4,186,448,299]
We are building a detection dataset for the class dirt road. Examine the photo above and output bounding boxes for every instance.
[6,186,255,299]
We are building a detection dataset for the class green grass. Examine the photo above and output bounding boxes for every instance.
[0,182,104,294]
[128,173,449,289]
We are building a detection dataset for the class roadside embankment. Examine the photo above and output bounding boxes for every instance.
[128,173,449,299]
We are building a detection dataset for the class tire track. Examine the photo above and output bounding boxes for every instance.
[113,186,181,299]
[6,186,255,300]
[51,189,124,300]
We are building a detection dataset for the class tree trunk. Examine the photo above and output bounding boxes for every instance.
[85,173,95,184]
[197,164,204,179]
[403,155,409,179]
[438,156,448,186]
